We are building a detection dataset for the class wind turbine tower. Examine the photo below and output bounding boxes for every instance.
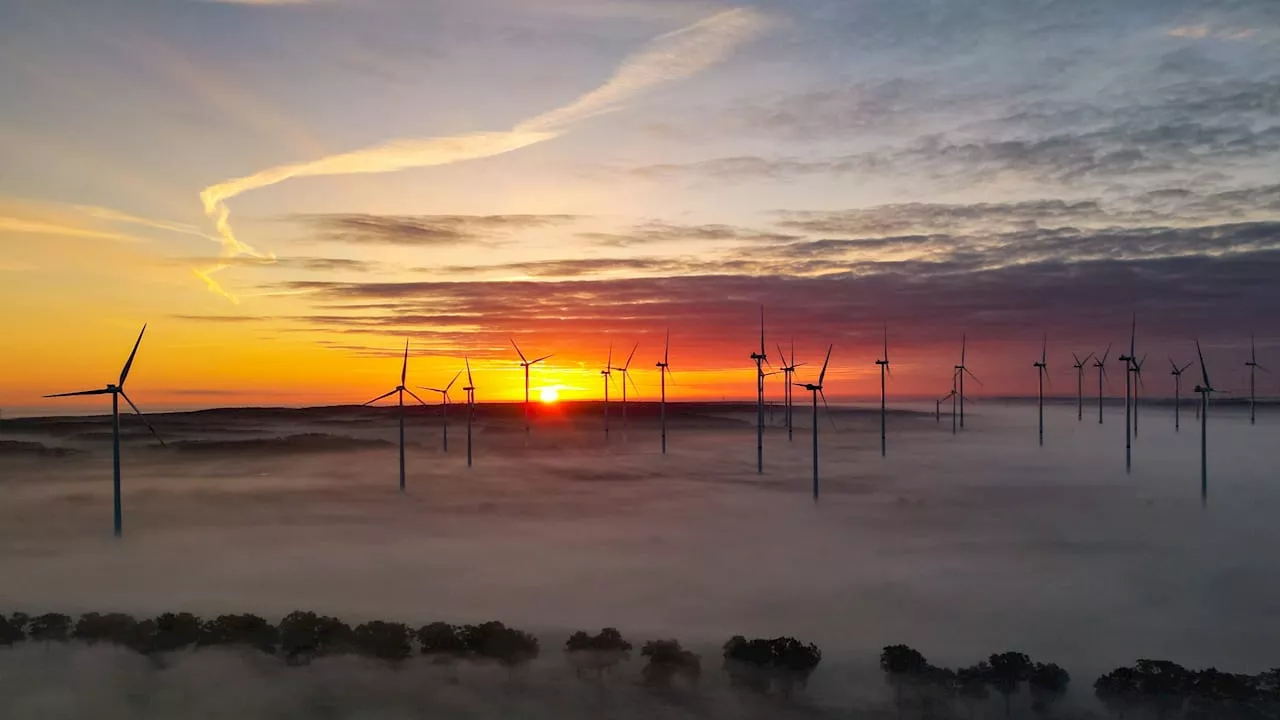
[1194,340,1217,504]
[1246,335,1269,425]
[1117,317,1136,473]
[1170,358,1192,432]
[656,330,672,454]
[511,338,552,439]
[611,342,639,441]
[364,340,428,492]
[875,325,891,456]
[1071,352,1094,422]
[1034,335,1049,446]
[601,344,613,440]
[777,339,803,442]
[795,344,833,501]
[1094,343,1112,424]
[749,306,769,474]
[43,324,165,537]
[420,370,462,453]
[462,357,476,468]
[954,335,980,429]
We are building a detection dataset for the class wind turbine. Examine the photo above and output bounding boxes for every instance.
[656,330,672,454]
[601,344,614,440]
[364,340,428,493]
[43,324,165,538]
[462,356,476,468]
[1169,358,1192,432]
[1194,340,1217,504]
[419,369,462,453]
[954,335,980,429]
[795,344,833,501]
[749,306,769,474]
[875,325,891,457]
[1071,352,1094,422]
[777,339,804,442]
[1034,335,1049,447]
[511,338,552,439]
[1132,353,1147,437]
[611,342,639,441]
[1246,335,1269,425]
[1117,316,1136,473]
[937,388,955,426]
[1094,343,1112,424]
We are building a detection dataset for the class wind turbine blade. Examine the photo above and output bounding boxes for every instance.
[1042,366,1052,389]
[1259,363,1272,375]
[1073,352,1082,366]
[819,389,836,430]
[884,323,889,363]
[44,388,112,398]
[531,354,553,364]
[1252,334,1257,363]
[445,370,462,391]
[759,305,765,357]
[363,388,398,406]
[1100,342,1112,365]
[777,342,788,367]
[961,333,967,365]
[607,342,613,369]
[885,363,893,379]
[120,391,166,447]
[664,328,670,365]
[818,344,833,386]
[405,388,430,406]
[119,324,147,386]
[623,342,638,371]
[464,355,474,387]
[401,339,409,386]
[1179,361,1193,374]
[510,337,528,364]
[964,368,984,386]
[1041,334,1047,364]
[1169,357,1179,373]
[1129,313,1136,357]
[627,371,639,394]
[419,387,445,393]
[1196,340,1210,387]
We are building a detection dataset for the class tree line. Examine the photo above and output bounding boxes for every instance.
[3,611,1277,717]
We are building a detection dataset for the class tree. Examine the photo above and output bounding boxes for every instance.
[1133,659,1192,720]
[0,614,24,645]
[640,639,700,689]
[956,663,993,720]
[1028,662,1070,717]
[198,614,279,655]
[881,645,931,718]
[1095,666,1141,719]
[417,622,469,660]
[278,611,354,664]
[1186,668,1257,719]
[460,621,539,670]
[987,651,1033,719]
[73,612,140,647]
[565,628,633,679]
[353,621,412,663]
[722,636,821,698]
[27,613,71,644]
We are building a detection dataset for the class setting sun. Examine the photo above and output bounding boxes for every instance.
[539,387,559,403]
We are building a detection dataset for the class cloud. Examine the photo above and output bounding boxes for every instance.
[197,0,314,5]
[1168,24,1258,40]
[579,221,799,248]
[292,214,580,247]
[196,7,766,302]
[176,256,384,272]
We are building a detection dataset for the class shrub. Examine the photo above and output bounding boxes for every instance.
[723,635,821,697]
[641,639,701,688]
[27,613,72,643]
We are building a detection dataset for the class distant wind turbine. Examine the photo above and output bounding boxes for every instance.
[601,343,614,440]
[937,387,956,426]
[1194,340,1217,504]
[419,369,462,453]
[1071,352,1094,422]
[462,356,476,468]
[1118,316,1136,472]
[954,335,980,429]
[656,330,672,454]
[1169,357,1192,432]
[611,342,640,441]
[777,339,804,442]
[795,344,834,501]
[1094,343,1112,424]
[511,338,552,439]
[364,340,427,492]
[1246,335,1269,425]
[875,325,891,457]
[749,306,769,474]
[43,324,165,537]
[1132,353,1147,437]
[1034,335,1049,447]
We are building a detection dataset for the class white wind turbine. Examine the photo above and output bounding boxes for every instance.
[1071,352,1094,422]
[611,342,640,441]
[43,324,165,537]
[875,325,891,457]
[777,338,804,442]
[1034,335,1050,447]
[1246,335,1269,425]
[1194,340,1218,505]
[511,338,552,439]
[795,344,834,501]
[1169,358,1193,432]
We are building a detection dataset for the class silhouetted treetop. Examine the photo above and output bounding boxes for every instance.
[27,613,71,643]
[641,639,701,687]
[353,621,412,663]
[198,614,278,655]
[881,644,930,676]
[416,622,470,658]
[565,627,632,653]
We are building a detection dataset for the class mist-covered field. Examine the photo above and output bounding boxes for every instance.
[1,399,1277,717]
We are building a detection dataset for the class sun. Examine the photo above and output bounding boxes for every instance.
[539,387,559,404]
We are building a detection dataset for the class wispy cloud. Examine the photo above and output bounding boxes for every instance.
[197,7,766,302]
[293,213,580,246]
[1168,24,1257,40]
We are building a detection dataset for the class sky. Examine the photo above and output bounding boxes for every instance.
[1,0,1279,411]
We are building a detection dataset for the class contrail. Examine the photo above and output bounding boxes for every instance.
[198,7,766,302]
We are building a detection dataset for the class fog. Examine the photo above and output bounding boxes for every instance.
[1,400,1277,716]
